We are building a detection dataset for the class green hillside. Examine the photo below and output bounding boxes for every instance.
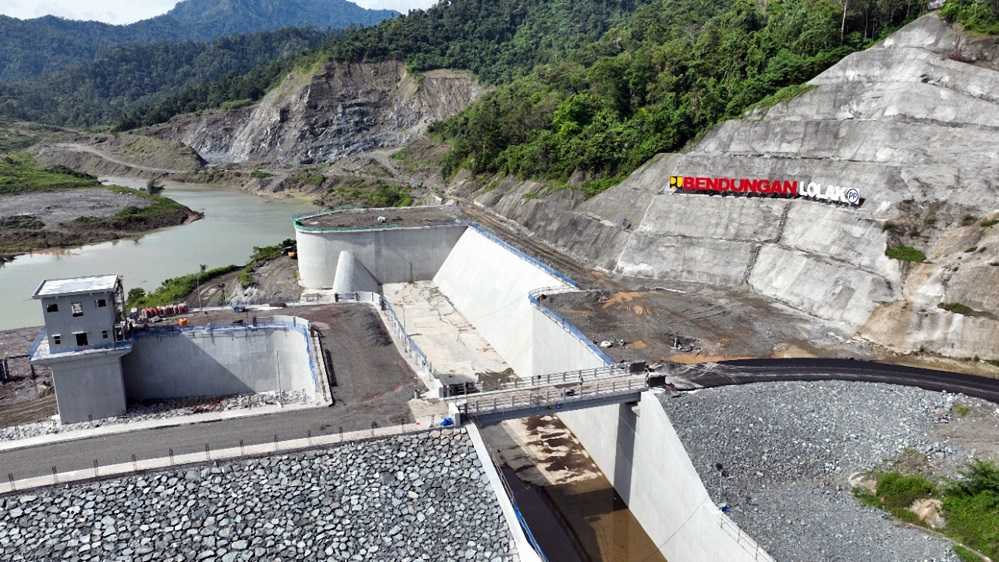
[0,29,328,127]
[118,0,653,129]
[436,0,923,192]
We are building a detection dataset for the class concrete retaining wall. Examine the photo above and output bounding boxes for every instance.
[297,225,467,289]
[123,319,317,402]
[434,224,771,562]
[531,303,772,562]
[434,226,573,377]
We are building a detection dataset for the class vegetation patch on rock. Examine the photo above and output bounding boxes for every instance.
[941,0,999,35]
[855,461,999,561]
[887,244,928,263]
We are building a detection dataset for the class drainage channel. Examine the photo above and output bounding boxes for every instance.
[480,416,667,562]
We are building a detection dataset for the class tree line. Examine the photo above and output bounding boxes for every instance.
[434,0,926,194]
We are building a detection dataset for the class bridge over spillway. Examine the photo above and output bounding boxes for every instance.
[449,363,666,425]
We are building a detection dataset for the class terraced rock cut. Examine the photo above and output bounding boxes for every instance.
[465,14,999,365]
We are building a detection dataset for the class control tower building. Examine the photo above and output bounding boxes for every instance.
[30,275,133,424]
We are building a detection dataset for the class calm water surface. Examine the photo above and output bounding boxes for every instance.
[0,177,317,330]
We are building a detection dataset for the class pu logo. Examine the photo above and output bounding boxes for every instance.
[667,176,683,193]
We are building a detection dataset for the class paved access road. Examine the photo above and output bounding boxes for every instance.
[673,358,999,404]
[0,396,414,482]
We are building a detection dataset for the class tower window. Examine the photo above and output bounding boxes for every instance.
[71,303,84,317]
[52,334,62,345]
[101,330,109,340]
[75,333,88,347]
[96,299,107,308]
[46,303,59,313]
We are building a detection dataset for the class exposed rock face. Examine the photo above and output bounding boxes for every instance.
[146,61,484,165]
[460,14,999,361]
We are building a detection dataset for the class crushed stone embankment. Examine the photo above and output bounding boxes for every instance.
[0,430,515,562]
[660,381,999,562]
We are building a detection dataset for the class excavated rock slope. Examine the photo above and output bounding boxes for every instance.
[465,14,999,361]
[145,61,484,165]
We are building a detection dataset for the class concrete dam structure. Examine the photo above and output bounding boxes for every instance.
[294,207,772,562]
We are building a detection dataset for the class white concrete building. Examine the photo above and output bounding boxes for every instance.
[30,275,133,424]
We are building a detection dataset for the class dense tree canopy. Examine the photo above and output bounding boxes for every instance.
[941,0,999,34]
[117,0,652,130]
[434,0,923,192]
[0,29,329,128]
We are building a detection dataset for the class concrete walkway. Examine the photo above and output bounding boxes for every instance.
[0,393,431,483]
[383,281,509,381]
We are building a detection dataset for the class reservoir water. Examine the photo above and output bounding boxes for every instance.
[0,177,317,331]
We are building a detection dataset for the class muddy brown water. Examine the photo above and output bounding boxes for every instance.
[503,464,668,562]
[485,418,667,562]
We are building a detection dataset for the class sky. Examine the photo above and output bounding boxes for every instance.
[0,0,436,25]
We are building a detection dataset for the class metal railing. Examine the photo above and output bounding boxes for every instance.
[475,363,635,394]
[458,375,649,418]
[528,294,616,365]
[467,224,578,288]
[526,285,582,304]
[293,206,463,234]
[333,291,438,392]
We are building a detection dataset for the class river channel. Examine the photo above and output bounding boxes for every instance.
[0,177,317,330]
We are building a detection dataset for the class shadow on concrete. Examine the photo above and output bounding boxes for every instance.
[122,329,280,402]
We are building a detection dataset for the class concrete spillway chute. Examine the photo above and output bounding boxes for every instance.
[332,251,381,294]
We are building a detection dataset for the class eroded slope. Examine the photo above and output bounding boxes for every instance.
[145,61,484,165]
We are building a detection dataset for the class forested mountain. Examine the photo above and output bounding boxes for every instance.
[120,0,651,129]
[0,0,397,82]
[0,29,330,127]
[435,0,926,188]
[118,0,926,189]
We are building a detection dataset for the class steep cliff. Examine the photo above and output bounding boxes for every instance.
[145,61,484,165]
[457,14,999,362]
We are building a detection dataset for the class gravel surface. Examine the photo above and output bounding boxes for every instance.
[0,391,311,442]
[0,430,516,562]
[0,188,152,227]
[658,381,990,562]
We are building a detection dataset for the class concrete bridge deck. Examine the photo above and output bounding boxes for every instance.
[454,374,654,425]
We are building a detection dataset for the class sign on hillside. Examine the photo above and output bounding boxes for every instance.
[666,176,862,207]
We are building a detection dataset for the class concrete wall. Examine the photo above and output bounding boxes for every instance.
[433,225,771,562]
[530,304,771,562]
[51,354,127,424]
[433,227,572,377]
[297,225,467,289]
[123,321,317,402]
